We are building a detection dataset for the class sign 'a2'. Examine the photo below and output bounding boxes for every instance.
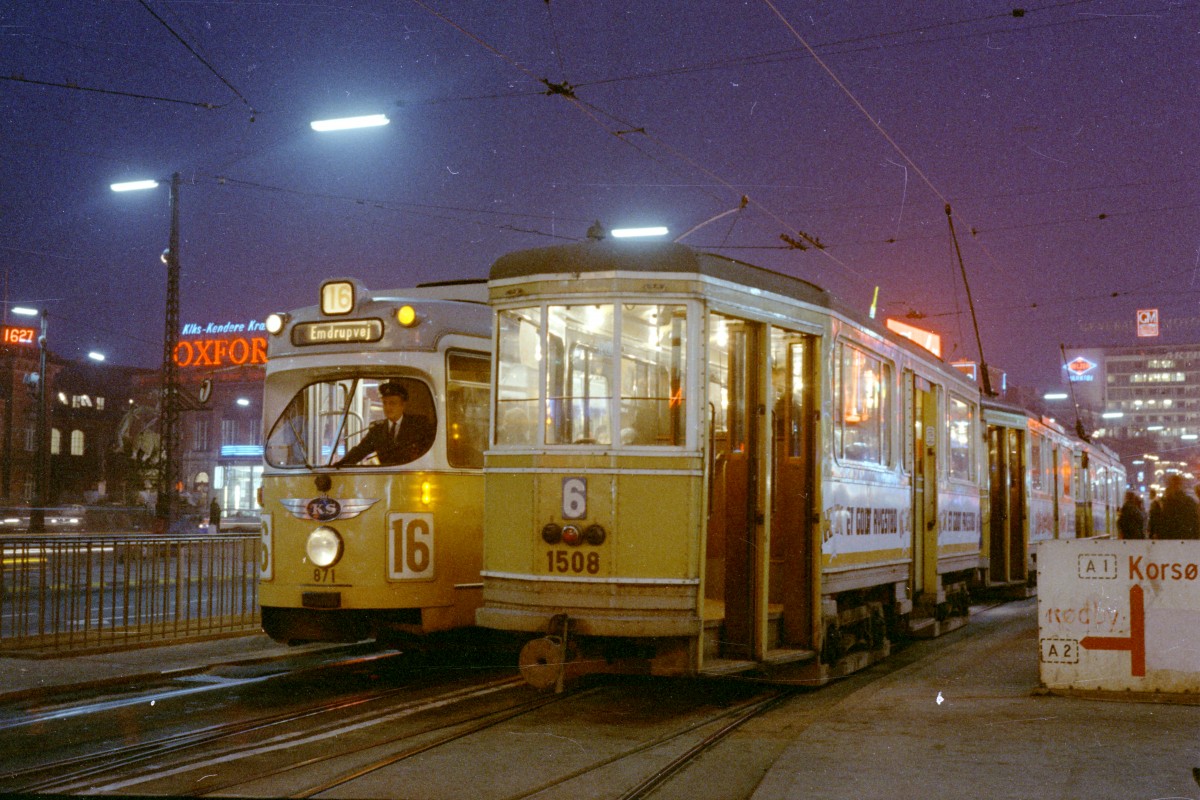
[388,513,434,580]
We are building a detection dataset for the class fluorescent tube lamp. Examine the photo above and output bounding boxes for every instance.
[611,226,669,238]
[110,180,160,192]
[1101,411,1124,419]
[1042,392,1068,400]
[88,352,105,362]
[310,114,390,132]
[11,307,37,316]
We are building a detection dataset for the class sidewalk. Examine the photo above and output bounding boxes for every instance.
[752,599,1200,800]
[0,633,355,703]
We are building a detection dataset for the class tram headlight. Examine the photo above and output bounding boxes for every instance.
[265,313,289,335]
[306,526,343,568]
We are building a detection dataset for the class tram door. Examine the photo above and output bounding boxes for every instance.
[705,314,763,661]
[909,375,938,604]
[987,425,1027,583]
[768,331,815,649]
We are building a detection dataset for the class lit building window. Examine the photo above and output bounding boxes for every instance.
[70,430,84,456]
[50,428,61,455]
[195,418,210,451]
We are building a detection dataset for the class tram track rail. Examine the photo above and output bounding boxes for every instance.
[5,601,1032,799]
[502,687,795,800]
[4,673,527,795]
[197,682,790,800]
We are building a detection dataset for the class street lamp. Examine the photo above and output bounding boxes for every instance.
[309,114,390,132]
[111,172,182,534]
[12,306,47,533]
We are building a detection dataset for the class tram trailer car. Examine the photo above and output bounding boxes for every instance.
[259,278,491,646]
[979,400,1125,597]
[477,239,984,688]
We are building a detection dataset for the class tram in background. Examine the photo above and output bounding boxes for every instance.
[476,238,990,688]
[981,400,1125,595]
[258,278,491,646]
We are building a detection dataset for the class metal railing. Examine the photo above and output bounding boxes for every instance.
[0,533,260,654]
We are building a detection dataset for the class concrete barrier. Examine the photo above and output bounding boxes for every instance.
[1039,538,1200,696]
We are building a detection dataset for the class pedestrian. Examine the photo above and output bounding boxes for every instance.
[1147,487,1163,539]
[1117,491,1146,540]
[1153,474,1200,540]
[209,497,221,533]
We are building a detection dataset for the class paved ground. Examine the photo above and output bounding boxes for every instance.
[4,601,1200,799]
[0,633,345,702]
[752,599,1200,800]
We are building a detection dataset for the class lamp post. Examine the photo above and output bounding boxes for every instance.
[112,172,182,533]
[12,307,47,533]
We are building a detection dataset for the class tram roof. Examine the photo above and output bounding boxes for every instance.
[491,240,833,308]
[491,239,983,381]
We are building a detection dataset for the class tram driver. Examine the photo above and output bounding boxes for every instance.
[335,380,434,466]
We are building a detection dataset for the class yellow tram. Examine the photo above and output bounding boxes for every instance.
[258,278,491,645]
[981,399,1125,595]
[476,238,984,687]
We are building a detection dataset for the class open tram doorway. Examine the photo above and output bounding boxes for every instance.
[767,330,816,653]
[704,313,760,662]
[702,313,817,667]
[987,424,1027,584]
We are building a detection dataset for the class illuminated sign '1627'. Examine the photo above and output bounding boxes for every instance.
[2,326,37,346]
[173,336,267,368]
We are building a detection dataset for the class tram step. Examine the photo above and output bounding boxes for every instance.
[762,647,816,666]
[909,614,970,639]
[699,658,758,676]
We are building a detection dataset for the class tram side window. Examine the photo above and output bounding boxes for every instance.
[619,304,686,446]
[1030,433,1044,491]
[495,308,543,446]
[947,393,974,481]
[834,342,891,465]
[446,351,490,468]
[547,304,614,445]
[265,376,435,468]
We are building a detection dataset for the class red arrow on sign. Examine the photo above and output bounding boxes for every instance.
[1080,584,1145,677]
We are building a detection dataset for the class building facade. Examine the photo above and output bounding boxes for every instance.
[0,320,268,531]
[174,320,267,530]
[1061,343,1200,494]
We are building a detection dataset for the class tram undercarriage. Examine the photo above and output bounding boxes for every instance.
[496,569,974,690]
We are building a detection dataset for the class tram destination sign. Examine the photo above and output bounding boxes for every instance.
[292,318,384,346]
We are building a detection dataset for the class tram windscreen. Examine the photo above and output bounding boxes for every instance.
[265,375,435,468]
[494,303,686,447]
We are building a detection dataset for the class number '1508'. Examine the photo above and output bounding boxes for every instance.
[546,550,600,574]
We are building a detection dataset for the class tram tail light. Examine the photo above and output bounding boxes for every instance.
[421,480,432,506]
[541,523,562,544]
[561,525,582,546]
